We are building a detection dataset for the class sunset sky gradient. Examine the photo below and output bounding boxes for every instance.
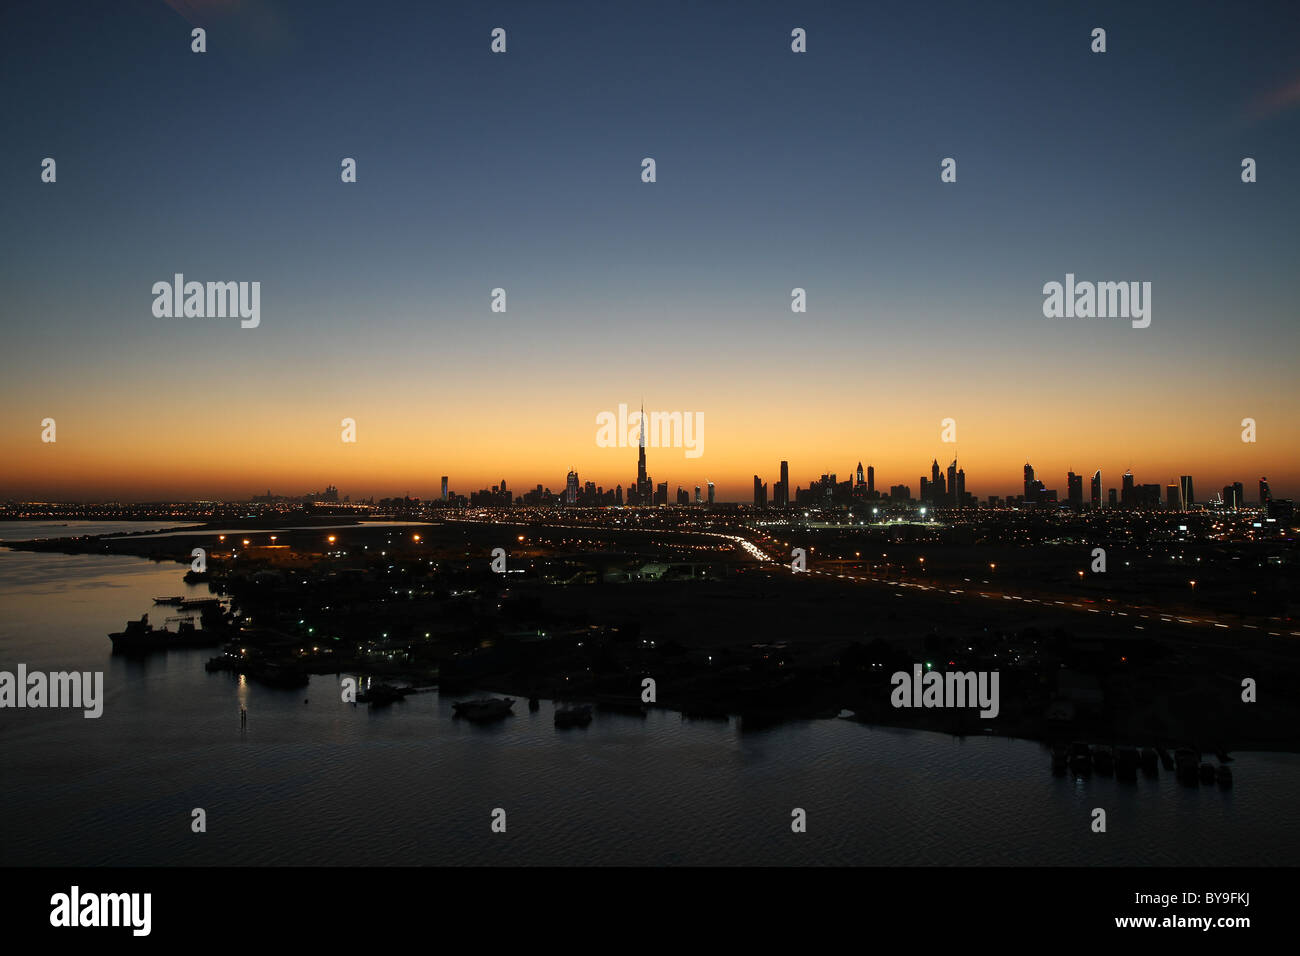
[2,0,1297,502]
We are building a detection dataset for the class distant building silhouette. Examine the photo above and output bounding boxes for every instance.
[1222,482,1243,509]
[1067,471,1083,508]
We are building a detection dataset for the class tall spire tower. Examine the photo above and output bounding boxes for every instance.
[636,401,648,501]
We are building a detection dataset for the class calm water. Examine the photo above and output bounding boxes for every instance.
[2,521,1297,866]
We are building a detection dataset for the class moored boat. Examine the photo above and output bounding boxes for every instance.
[109,614,223,653]
[1140,747,1159,775]
[1174,747,1200,786]
[1050,742,1068,774]
[358,683,408,707]
[1155,746,1175,771]
[1114,746,1139,782]
[1069,741,1092,776]
[203,653,308,688]
[555,704,593,728]
[453,697,515,722]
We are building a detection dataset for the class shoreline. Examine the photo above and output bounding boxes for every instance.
[8,524,1300,757]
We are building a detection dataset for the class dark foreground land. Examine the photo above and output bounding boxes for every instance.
[9,512,1299,754]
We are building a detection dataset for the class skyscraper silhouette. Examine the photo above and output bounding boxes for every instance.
[636,403,648,502]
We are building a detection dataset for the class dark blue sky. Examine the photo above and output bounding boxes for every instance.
[2,0,1297,500]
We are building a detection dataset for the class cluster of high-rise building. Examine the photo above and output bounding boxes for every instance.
[753,458,958,508]
[743,459,1287,514]
[416,437,1289,514]
[921,459,967,507]
[249,485,345,505]
[756,460,893,508]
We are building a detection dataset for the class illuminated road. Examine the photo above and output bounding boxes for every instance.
[738,527,1296,641]
[436,513,1293,641]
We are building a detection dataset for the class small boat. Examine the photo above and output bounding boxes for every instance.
[153,596,186,605]
[1068,741,1092,776]
[1216,765,1233,788]
[453,697,514,723]
[180,598,222,610]
[1114,746,1139,782]
[358,683,408,707]
[1174,747,1200,786]
[1140,747,1159,776]
[1199,762,1216,785]
[1051,743,1068,775]
[1155,746,1176,771]
[555,704,593,728]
